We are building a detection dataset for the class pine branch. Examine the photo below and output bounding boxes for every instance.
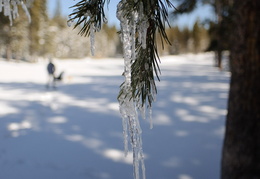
[119,0,174,108]
[68,0,109,36]
[69,0,174,108]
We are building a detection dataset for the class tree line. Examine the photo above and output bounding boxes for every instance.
[0,0,120,61]
[0,1,211,62]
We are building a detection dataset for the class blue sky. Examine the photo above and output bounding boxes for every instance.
[47,0,214,29]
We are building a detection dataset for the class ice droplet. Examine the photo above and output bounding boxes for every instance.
[67,19,73,27]
[103,17,108,24]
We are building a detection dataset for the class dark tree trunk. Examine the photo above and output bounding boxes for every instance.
[221,0,260,179]
[215,0,223,70]
[217,49,222,70]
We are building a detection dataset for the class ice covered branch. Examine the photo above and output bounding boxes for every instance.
[68,0,109,55]
[69,1,173,179]
[117,1,173,179]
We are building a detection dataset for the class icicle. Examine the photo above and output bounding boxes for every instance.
[4,0,13,26]
[90,23,95,56]
[137,2,149,49]
[67,16,73,27]
[149,106,153,129]
[117,1,146,179]
[139,21,149,49]
[117,0,135,154]
[131,11,138,61]
[103,16,108,24]
[122,116,128,156]
[84,10,91,20]
[11,0,18,19]
[21,1,31,23]
[4,0,10,17]
[0,0,3,12]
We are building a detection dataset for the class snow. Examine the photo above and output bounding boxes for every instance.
[0,53,230,179]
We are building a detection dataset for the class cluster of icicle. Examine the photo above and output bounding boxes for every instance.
[0,0,31,25]
[117,1,151,179]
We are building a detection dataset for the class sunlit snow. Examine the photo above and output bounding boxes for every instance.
[0,53,230,179]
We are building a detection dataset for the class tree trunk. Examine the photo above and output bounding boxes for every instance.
[217,49,222,70]
[6,44,12,61]
[215,0,223,70]
[221,0,260,179]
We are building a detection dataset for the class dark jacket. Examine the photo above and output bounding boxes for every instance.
[47,62,55,75]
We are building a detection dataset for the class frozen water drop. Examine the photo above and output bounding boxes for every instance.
[67,19,73,27]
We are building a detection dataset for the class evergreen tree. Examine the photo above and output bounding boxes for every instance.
[0,6,29,61]
[207,0,233,69]
[180,27,191,53]
[174,0,231,69]
[192,19,201,53]
[173,1,260,178]
[166,26,180,54]
[52,0,66,28]
[47,0,68,58]
[11,8,30,61]
[0,13,12,60]
[221,0,260,178]
[29,0,48,60]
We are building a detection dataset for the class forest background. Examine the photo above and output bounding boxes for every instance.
[0,0,212,61]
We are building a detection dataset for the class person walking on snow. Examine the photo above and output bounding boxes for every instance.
[47,58,56,88]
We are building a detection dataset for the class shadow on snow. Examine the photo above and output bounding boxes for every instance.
[0,56,230,179]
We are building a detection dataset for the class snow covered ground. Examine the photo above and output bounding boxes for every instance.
[0,53,230,179]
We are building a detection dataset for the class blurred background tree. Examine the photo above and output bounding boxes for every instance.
[29,0,48,61]
[173,0,233,69]
[0,0,120,61]
[0,6,30,61]
[221,0,260,178]
[0,0,214,61]
[173,1,260,178]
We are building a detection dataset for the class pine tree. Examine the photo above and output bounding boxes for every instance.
[221,0,260,178]
[11,7,30,61]
[52,0,66,28]
[165,26,181,54]
[29,0,48,60]
[0,6,30,61]
[192,19,201,53]
[179,27,191,53]
[174,0,232,68]
[0,13,12,60]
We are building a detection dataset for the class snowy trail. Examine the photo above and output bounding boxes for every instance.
[0,53,230,179]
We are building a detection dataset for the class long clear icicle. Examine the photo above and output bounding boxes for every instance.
[0,0,3,12]
[21,1,31,23]
[90,23,95,56]
[117,1,147,179]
